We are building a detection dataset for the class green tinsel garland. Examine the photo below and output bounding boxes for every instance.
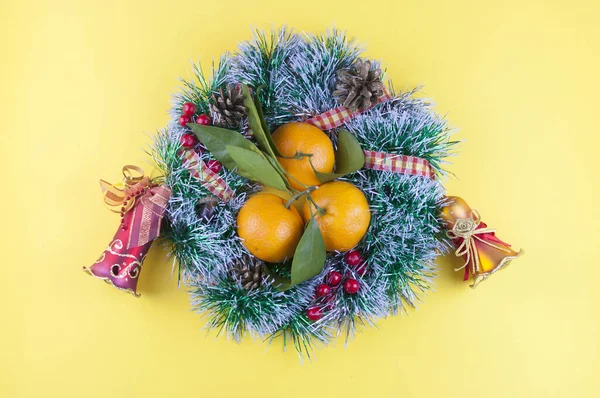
[151,28,458,357]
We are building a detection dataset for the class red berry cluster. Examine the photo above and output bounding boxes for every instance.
[178,102,211,149]
[177,103,221,173]
[178,102,211,128]
[306,250,368,321]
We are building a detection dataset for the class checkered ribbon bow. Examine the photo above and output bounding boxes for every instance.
[306,90,436,180]
[363,150,436,179]
[306,91,393,131]
[180,149,234,202]
[99,165,172,248]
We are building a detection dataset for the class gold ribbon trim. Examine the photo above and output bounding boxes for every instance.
[99,165,157,213]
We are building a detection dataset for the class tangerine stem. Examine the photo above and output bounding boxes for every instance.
[284,186,317,209]
[306,193,326,216]
[278,151,313,160]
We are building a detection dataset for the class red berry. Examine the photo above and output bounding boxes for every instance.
[195,114,211,125]
[343,278,360,294]
[356,262,368,276]
[182,102,196,116]
[178,115,191,127]
[345,250,362,266]
[180,133,195,148]
[207,160,222,173]
[316,284,331,297]
[326,271,342,286]
[306,307,323,321]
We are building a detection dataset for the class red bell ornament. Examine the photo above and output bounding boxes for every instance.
[441,196,523,288]
[83,166,171,297]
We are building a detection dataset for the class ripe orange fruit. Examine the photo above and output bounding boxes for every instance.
[302,181,371,252]
[237,193,304,263]
[272,122,335,190]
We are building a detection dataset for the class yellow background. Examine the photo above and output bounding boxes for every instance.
[1,0,598,396]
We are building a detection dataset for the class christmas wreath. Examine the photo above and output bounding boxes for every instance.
[83,28,522,357]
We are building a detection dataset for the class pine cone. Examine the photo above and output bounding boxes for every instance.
[332,59,385,112]
[209,84,247,128]
[229,254,265,290]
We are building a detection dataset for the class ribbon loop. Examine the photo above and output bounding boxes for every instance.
[122,165,145,183]
[100,166,159,213]
[98,166,171,248]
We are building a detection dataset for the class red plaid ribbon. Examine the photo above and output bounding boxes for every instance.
[304,90,436,180]
[306,91,393,131]
[180,149,234,201]
[363,150,436,179]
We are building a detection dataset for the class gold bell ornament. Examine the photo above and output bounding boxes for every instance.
[441,196,523,288]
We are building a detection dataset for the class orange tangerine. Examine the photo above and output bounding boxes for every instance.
[302,181,371,252]
[237,193,304,263]
[272,122,335,190]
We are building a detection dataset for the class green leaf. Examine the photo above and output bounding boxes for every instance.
[188,124,262,172]
[290,217,326,286]
[241,85,282,158]
[314,129,365,183]
[226,145,288,191]
[263,266,293,292]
